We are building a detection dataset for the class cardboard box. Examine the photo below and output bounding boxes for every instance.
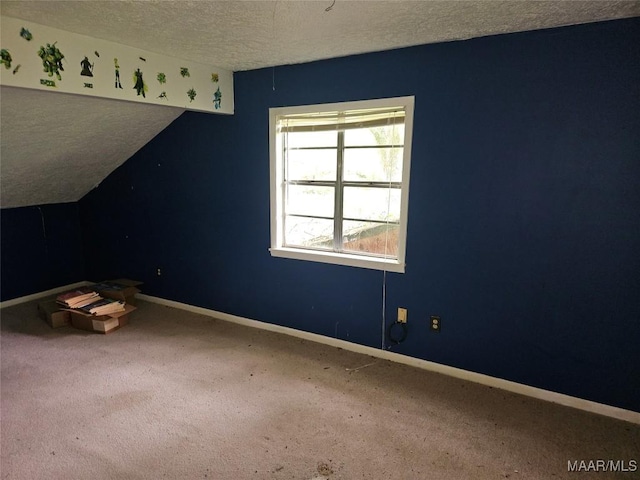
[91,279,142,306]
[38,300,71,328]
[69,304,136,334]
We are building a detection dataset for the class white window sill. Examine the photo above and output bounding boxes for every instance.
[269,247,405,273]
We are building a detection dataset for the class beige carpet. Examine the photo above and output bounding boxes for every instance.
[1,299,638,480]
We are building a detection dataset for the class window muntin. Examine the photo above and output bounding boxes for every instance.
[269,97,414,273]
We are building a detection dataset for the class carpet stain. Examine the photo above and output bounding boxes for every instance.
[317,461,333,476]
[102,390,153,415]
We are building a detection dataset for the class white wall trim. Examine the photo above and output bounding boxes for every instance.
[138,293,640,425]
[0,281,91,309]
[0,15,234,114]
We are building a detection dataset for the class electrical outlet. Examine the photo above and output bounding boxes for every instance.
[397,307,407,324]
[430,315,441,332]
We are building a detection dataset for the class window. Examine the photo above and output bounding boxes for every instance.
[269,96,414,273]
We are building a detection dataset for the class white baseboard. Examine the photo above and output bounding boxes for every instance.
[5,286,636,424]
[0,281,91,309]
[138,293,640,425]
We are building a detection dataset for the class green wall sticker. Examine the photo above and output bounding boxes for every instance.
[20,27,32,41]
[158,91,168,100]
[213,86,222,109]
[187,87,196,102]
[1,49,12,69]
[180,67,190,77]
[38,42,65,81]
[211,73,219,83]
[157,72,166,84]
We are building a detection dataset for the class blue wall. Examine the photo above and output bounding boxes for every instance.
[1,203,86,301]
[80,19,640,411]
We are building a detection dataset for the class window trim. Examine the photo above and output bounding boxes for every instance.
[269,96,414,273]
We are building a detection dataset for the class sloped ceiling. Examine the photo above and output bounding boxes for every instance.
[0,87,184,208]
[1,0,639,208]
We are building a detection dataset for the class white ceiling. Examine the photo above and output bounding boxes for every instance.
[0,87,184,207]
[3,0,640,72]
[1,0,639,208]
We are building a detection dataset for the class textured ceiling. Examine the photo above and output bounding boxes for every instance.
[2,0,639,72]
[1,0,639,208]
[0,87,184,208]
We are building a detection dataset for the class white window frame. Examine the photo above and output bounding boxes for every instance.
[269,96,414,273]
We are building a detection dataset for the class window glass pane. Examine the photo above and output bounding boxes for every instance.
[287,149,337,181]
[343,187,401,222]
[344,124,404,147]
[285,216,334,249]
[286,131,337,149]
[343,147,403,182]
[286,185,334,217]
[342,221,399,257]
